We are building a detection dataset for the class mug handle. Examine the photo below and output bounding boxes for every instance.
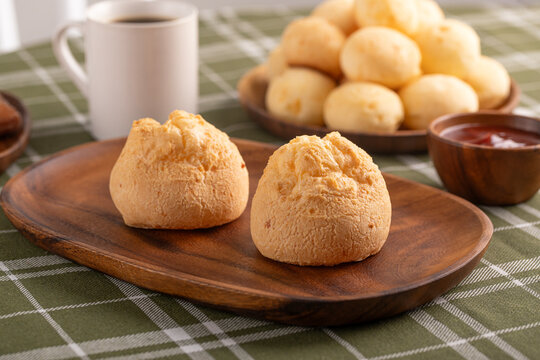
[52,21,88,96]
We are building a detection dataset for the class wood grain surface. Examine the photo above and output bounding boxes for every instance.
[0,138,493,326]
[428,112,540,205]
[237,65,520,154]
[0,91,30,174]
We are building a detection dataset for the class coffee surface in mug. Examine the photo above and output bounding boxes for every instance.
[111,16,176,23]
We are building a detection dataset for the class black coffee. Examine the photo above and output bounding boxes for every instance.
[112,16,176,24]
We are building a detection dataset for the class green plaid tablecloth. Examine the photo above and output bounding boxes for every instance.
[1,4,540,359]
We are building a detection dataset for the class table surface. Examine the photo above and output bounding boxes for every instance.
[1,4,539,360]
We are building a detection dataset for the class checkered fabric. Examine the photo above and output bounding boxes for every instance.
[0,3,539,360]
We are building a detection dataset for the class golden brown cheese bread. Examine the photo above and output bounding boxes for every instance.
[340,27,422,89]
[465,56,511,109]
[266,45,289,80]
[311,0,358,36]
[415,0,444,34]
[354,0,419,36]
[415,19,480,79]
[109,110,249,229]
[324,82,404,133]
[281,17,345,79]
[266,68,336,126]
[250,132,391,266]
[399,74,479,130]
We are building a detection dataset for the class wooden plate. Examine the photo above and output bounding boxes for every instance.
[237,65,521,154]
[0,138,493,326]
[0,91,31,173]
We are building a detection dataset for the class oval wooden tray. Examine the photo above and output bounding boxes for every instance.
[0,91,31,173]
[0,138,493,326]
[237,65,521,154]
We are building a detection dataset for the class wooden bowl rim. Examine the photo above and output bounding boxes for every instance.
[428,110,540,152]
[238,65,521,139]
[0,91,31,160]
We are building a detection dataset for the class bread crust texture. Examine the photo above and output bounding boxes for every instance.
[250,132,391,266]
[109,110,249,229]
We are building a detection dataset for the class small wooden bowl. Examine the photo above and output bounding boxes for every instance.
[0,91,31,173]
[427,112,540,205]
[237,65,521,154]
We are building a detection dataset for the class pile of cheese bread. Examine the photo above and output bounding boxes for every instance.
[265,0,511,133]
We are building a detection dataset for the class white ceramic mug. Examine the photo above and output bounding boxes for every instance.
[53,0,198,140]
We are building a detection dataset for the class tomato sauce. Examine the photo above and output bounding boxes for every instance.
[440,124,540,149]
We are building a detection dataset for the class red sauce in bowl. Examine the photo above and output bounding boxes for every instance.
[440,124,540,149]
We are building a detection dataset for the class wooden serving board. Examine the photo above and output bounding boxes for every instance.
[0,138,493,326]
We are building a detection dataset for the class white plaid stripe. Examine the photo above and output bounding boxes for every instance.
[98,326,310,360]
[0,319,295,360]
[199,62,237,98]
[380,161,433,173]
[460,256,540,285]
[105,276,215,360]
[480,259,540,300]
[477,17,540,72]
[220,7,279,51]
[494,220,540,232]
[493,6,540,43]
[442,274,540,302]
[435,298,527,359]
[0,266,90,282]
[22,144,43,162]
[0,262,89,359]
[0,293,160,320]
[0,246,538,320]
[0,48,55,64]
[3,255,70,270]
[0,67,70,88]
[322,328,367,359]
[198,93,241,112]
[2,319,538,360]
[202,8,299,35]
[484,206,540,239]
[495,51,540,73]
[367,321,540,360]
[519,204,540,218]
[31,126,87,139]
[0,229,18,234]
[17,50,87,126]
[395,155,442,185]
[175,299,255,360]
[22,92,84,106]
[409,310,489,359]
[199,11,267,64]
[0,267,535,318]
[221,121,260,135]
[448,7,540,27]
[30,115,87,130]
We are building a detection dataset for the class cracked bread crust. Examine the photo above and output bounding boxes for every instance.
[109,110,249,229]
[250,132,391,266]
